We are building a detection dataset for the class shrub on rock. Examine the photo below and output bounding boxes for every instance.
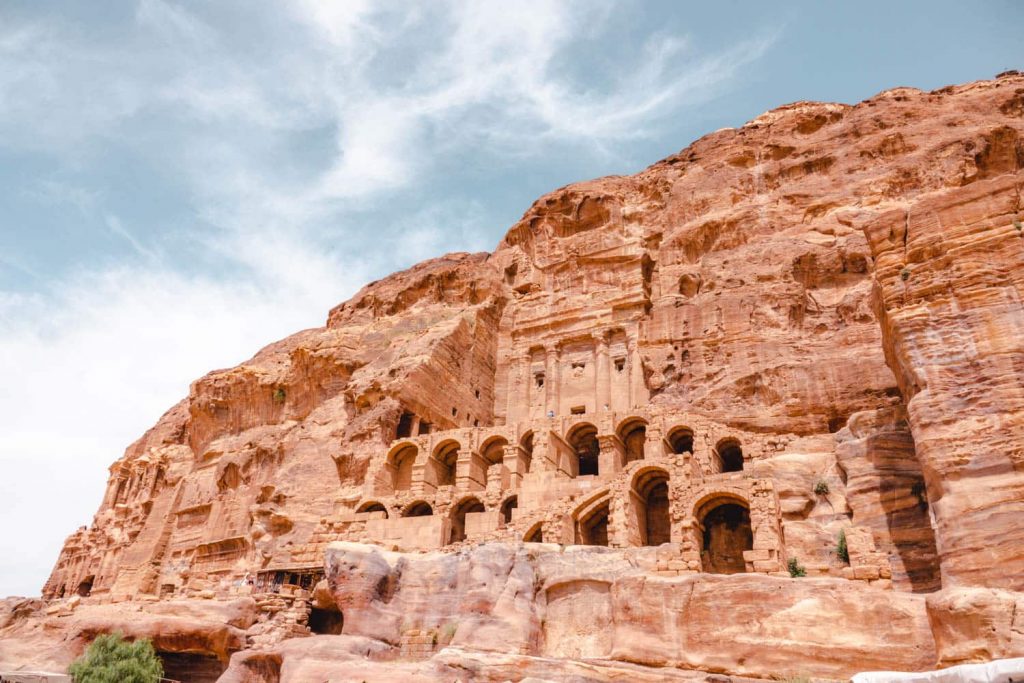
[68,633,163,683]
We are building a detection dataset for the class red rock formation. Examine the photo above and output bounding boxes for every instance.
[3,73,1024,681]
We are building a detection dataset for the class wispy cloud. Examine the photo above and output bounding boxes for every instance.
[104,214,159,261]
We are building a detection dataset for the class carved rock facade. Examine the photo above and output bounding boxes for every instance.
[4,73,1024,681]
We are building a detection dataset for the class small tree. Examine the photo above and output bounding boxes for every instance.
[813,480,830,495]
[837,529,850,564]
[787,557,807,578]
[69,633,163,683]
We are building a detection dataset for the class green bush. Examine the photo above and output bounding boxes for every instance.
[837,529,849,564]
[900,267,911,281]
[272,387,286,404]
[787,557,806,578]
[813,480,830,495]
[69,633,163,683]
[1014,219,1022,231]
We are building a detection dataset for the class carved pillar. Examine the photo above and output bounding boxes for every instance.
[628,340,644,409]
[610,493,639,548]
[597,434,625,477]
[456,449,487,491]
[411,459,438,496]
[503,444,528,489]
[645,423,667,460]
[506,354,527,425]
[102,475,124,508]
[533,430,558,472]
[595,332,611,412]
[544,346,560,417]
[519,355,531,423]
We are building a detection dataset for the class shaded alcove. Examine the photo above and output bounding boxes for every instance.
[449,497,485,543]
[520,431,534,473]
[618,419,647,464]
[700,501,752,574]
[633,469,671,546]
[308,606,344,635]
[500,496,518,524]
[403,501,433,517]
[715,439,744,473]
[575,499,609,546]
[389,444,417,493]
[157,652,227,683]
[433,440,460,486]
[524,523,544,543]
[396,411,415,439]
[568,423,600,476]
[668,427,694,455]
[480,436,509,483]
[356,501,388,517]
[76,575,94,597]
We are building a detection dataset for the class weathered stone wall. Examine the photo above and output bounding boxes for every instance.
[865,171,1024,590]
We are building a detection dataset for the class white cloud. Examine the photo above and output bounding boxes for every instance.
[0,0,776,596]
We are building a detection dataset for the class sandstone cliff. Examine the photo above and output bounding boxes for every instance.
[3,73,1024,682]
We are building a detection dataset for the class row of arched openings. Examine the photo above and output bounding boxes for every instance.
[520,475,753,575]
[359,489,752,575]
[357,495,520,545]
[565,420,745,477]
[389,423,744,493]
[387,433,536,493]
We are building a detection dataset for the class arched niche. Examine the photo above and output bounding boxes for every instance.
[667,426,694,455]
[500,495,518,525]
[520,431,534,474]
[449,496,485,544]
[567,423,600,477]
[617,418,648,464]
[715,439,744,473]
[432,440,461,487]
[574,496,610,546]
[631,467,671,546]
[356,501,388,518]
[696,496,752,574]
[402,501,433,517]
[387,443,418,492]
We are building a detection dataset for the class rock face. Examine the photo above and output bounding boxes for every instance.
[4,73,1024,680]
[865,173,1024,591]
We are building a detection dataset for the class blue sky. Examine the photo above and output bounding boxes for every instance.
[0,1,1020,597]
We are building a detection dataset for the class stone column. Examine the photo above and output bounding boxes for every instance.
[544,346,560,418]
[595,332,611,413]
[503,444,527,490]
[628,340,645,409]
[507,354,528,425]
[597,434,625,477]
[456,449,486,491]
[645,423,667,459]
[519,355,531,423]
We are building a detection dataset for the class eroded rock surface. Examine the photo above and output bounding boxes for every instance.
[4,73,1024,681]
